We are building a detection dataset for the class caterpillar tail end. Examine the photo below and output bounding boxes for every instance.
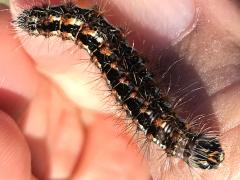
[185,135,224,169]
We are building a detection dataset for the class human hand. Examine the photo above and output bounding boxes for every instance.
[0,0,239,179]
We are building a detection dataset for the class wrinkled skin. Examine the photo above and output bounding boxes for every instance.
[0,0,239,179]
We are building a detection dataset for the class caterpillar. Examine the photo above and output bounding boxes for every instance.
[14,2,224,170]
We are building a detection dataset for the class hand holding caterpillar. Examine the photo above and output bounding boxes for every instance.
[2,0,240,179]
[14,2,224,170]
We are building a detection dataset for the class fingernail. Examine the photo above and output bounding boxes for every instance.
[110,0,196,42]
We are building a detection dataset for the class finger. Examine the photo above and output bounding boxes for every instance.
[21,78,85,179]
[0,3,38,107]
[91,0,196,48]
[0,111,31,180]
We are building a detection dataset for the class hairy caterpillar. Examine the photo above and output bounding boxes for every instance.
[13,2,224,171]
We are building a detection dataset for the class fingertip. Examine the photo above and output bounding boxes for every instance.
[0,111,31,180]
[92,0,196,49]
[0,5,40,119]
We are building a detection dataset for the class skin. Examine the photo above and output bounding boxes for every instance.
[0,0,239,179]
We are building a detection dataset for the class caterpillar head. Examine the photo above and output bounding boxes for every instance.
[14,7,48,36]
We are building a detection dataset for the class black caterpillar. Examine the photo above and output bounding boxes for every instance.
[14,3,224,169]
